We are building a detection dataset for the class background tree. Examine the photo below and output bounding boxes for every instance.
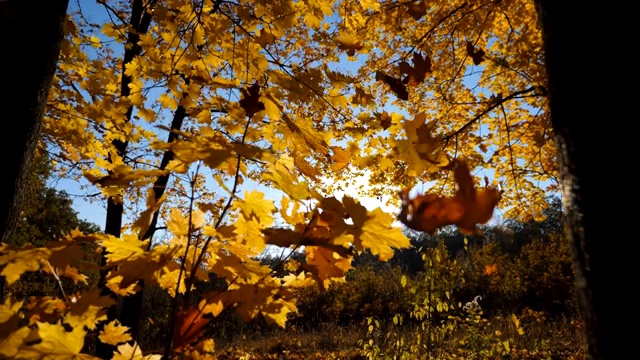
[6,151,100,300]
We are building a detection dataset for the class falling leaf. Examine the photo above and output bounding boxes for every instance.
[398,158,501,235]
[484,263,498,276]
[256,29,276,48]
[400,52,432,86]
[239,82,265,117]
[407,1,427,20]
[99,320,132,346]
[466,41,486,65]
[335,33,363,56]
[352,85,375,107]
[377,111,393,130]
[375,71,409,100]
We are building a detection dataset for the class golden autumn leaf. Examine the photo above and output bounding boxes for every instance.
[343,198,411,261]
[263,156,316,201]
[197,298,224,317]
[113,342,162,360]
[16,322,96,360]
[303,246,353,289]
[330,146,351,171]
[234,190,275,227]
[99,234,148,263]
[0,242,82,285]
[398,158,501,235]
[335,33,363,56]
[0,326,30,358]
[0,298,28,358]
[0,298,22,324]
[65,290,116,330]
[98,320,132,346]
[282,272,315,288]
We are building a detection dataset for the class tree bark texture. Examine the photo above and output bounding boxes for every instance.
[0,0,69,242]
[535,1,611,358]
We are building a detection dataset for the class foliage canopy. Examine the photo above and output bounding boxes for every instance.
[1,0,555,357]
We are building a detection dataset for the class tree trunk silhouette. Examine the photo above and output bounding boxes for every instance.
[0,0,69,297]
[95,1,158,358]
[535,1,611,358]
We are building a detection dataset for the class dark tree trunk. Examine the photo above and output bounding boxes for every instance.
[535,1,612,358]
[0,0,69,298]
[0,0,69,242]
[95,1,158,357]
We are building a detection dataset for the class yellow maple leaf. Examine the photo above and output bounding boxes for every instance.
[0,298,28,358]
[167,207,205,237]
[358,208,411,261]
[330,146,351,172]
[234,190,275,227]
[41,261,88,285]
[335,33,363,56]
[340,197,411,261]
[0,242,82,285]
[261,299,294,328]
[305,246,352,289]
[98,320,132,346]
[0,297,22,324]
[65,290,116,330]
[113,342,162,360]
[198,298,224,317]
[156,266,186,297]
[263,156,317,201]
[99,234,148,263]
[0,327,30,358]
[282,272,314,288]
[16,322,97,359]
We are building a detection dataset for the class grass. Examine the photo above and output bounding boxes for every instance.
[210,311,587,359]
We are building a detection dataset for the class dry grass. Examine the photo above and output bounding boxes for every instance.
[211,313,587,360]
